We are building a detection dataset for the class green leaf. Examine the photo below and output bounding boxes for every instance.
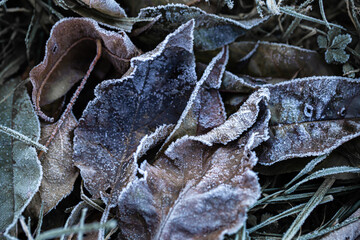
[0,78,42,238]
[331,34,352,49]
[326,48,350,64]
[317,35,328,49]
[343,63,356,78]
[325,49,336,63]
[327,28,341,42]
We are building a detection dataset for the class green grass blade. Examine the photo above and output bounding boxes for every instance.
[285,155,327,188]
[249,195,333,233]
[285,167,360,194]
[282,178,335,240]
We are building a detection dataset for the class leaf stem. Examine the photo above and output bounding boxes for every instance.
[319,0,330,29]
[279,6,345,30]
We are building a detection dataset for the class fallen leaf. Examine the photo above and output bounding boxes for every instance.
[73,20,197,206]
[119,0,195,17]
[117,88,270,240]
[54,0,155,32]
[135,4,267,51]
[0,78,42,238]
[30,17,140,121]
[162,45,229,150]
[227,41,334,78]
[258,76,360,165]
[27,113,78,216]
[79,0,127,17]
[220,41,335,93]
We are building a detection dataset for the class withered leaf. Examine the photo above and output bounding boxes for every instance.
[227,41,334,78]
[30,17,140,121]
[136,4,267,51]
[119,0,195,17]
[221,41,336,93]
[162,46,229,149]
[27,113,78,216]
[56,0,154,32]
[258,76,360,165]
[73,20,197,206]
[79,0,127,17]
[117,89,270,240]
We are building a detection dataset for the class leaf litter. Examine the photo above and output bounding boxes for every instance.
[2,1,360,239]
[73,20,197,208]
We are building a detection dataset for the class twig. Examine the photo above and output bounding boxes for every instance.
[38,39,102,159]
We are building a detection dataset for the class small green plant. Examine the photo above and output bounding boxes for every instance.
[317,28,352,64]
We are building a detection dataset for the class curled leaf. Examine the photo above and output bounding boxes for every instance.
[258,76,360,165]
[192,88,269,146]
[163,45,229,149]
[27,113,78,216]
[117,89,270,240]
[79,0,127,17]
[136,4,267,51]
[0,78,42,238]
[30,17,139,121]
[73,20,197,206]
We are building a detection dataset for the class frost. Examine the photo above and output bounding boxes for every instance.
[79,0,127,17]
[27,113,78,216]
[117,87,270,240]
[136,4,268,51]
[0,78,42,238]
[191,88,269,146]
[134,124,174,163]
[318,29,352,64]
[162,46,228,150]
[73,20,197,207]
[225,41,332,82]
[258,76,360,164]
[29,17,140,121]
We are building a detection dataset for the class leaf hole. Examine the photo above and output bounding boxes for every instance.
[52,44,58,53]
[105,187,112,194]
[304,103,314,118]
[338,107,346,117]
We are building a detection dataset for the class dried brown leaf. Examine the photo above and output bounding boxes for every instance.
[27,113,78,216]
[55,0,154,32]
[29,17,139,121]
[117,88,270,240]
[228,41,334,78]
[73,20,197,206]
[120,0,194,17]
[79,0,127,17]
[258,76,360,165]
[135,4,267,51]
[162,46,229,150]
